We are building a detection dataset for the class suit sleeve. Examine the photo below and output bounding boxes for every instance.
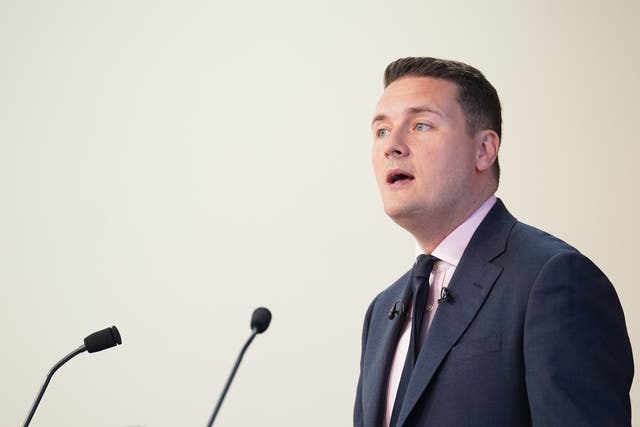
[354,295,377,427]
[524,251,633,427]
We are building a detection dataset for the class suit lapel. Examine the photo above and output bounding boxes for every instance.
[363,272,413,427]
[395,199,517,427]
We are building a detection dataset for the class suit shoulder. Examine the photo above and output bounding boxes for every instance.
[492,219,599,281]
[508,220,581,260]
[500,221,620,302]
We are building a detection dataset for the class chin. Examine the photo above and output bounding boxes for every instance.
[384,203,420,224]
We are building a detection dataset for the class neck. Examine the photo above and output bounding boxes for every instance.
[400,189,495,254]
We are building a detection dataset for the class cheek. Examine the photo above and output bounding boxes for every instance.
[441,138,476,169]
[371,147,384,173]
[413,144,468,183]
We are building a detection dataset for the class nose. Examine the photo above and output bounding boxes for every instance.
[384,132,409,159]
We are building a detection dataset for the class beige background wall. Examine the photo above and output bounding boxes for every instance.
[1,0,637,425]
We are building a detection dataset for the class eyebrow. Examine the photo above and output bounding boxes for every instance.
[371,105,444,127]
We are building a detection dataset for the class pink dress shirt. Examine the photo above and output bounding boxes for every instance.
[384,196,497,427]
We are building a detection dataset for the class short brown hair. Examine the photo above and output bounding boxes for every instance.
[384,57,502,182]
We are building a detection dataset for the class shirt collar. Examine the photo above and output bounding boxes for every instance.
[415,195,497,268]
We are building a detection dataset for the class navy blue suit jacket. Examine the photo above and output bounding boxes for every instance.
[354,199,633,427]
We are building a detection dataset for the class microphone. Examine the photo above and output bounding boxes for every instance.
[23,326,122,427]
[250,307,272,333]
[438,287,453,304]
[207,307,272,427]
[388,301,406,320]
[84,326,122,353]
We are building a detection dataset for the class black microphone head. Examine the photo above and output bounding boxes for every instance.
[84,326,122,353]
[250,307,272,334]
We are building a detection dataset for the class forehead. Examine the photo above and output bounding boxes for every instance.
[375,76,461,118]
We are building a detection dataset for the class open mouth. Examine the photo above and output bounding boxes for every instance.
[387,169,415,184]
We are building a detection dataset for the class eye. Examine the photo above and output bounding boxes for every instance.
[415,123,432,132]
[376,128,390,138]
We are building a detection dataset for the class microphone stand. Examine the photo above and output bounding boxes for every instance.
[23,345,87,427]
[207,329,258,427]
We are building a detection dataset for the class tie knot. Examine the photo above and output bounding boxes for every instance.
[414,254,436,279]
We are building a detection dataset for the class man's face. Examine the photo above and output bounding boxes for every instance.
[371,76,481,226]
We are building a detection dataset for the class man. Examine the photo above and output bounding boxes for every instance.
[354,57,633,427]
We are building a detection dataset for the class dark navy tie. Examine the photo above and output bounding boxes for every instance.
[389,254,437,427]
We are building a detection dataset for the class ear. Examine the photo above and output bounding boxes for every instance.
[475,130,500,173]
